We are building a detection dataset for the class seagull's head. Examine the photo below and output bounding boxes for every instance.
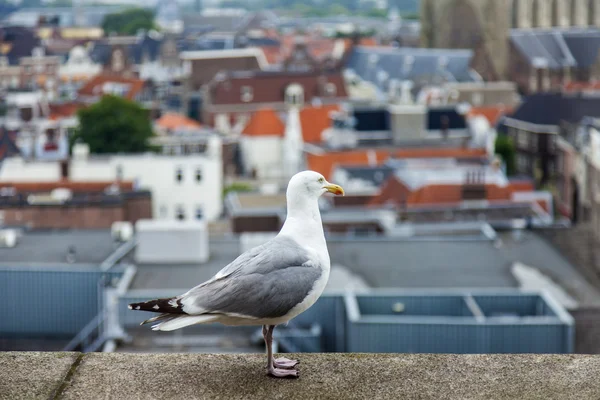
[287,170,345,200]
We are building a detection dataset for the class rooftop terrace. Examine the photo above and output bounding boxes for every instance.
[3,352,600,400]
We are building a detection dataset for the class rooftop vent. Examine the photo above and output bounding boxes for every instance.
[66,245,76,264]
[0,229,18,248]
[134,219,209,264]
[111,221,134,242]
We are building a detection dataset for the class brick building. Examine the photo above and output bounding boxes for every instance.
[0,181,152,229]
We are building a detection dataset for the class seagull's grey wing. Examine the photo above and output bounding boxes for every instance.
[179,236,323,319]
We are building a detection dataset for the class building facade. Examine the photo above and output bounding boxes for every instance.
[0,137,224,222]
[421,0,600,81]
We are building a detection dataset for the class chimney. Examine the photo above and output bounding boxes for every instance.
[441,115,450,140]
[60,159,69,180]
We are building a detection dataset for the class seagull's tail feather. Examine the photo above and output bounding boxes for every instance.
[151,315,218,331]
[128,297,185,314]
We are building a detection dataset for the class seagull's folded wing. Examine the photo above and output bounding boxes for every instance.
[178,236,323,320]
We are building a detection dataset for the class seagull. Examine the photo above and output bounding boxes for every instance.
[129,170,345,378]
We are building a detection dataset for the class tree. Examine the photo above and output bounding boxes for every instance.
[101,8,156,36]
[494,134,516,176]
[74,95,155,154]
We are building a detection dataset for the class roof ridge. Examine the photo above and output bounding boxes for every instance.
[551,31,577,67]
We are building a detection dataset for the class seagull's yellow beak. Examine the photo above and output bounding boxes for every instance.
[324,183,345,196]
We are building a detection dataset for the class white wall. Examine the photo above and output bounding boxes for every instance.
[0,158,61,181]
[0,139,224,221]
[240,136,282,179]
[69,152,223,221]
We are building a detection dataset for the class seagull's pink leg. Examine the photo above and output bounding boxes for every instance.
[263,325,299,378]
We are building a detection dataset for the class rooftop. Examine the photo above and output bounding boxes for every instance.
[4,352,600,400]
[124,231,600,306]
[505,92,600,129]
[305,147,488,180]
[0,229,120,265]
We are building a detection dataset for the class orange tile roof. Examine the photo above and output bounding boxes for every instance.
[369,178,522,206]
[242,108,286,136]
[0,181,134,192]
[468,106,512,125]
[307,148,489,180]
[156,112,201,130]
[48,102,83,120]
[563,81,600,92]
[279,35,340,61]
[78,74,145,100]
[342,38,383,53]
[299,104,340,143]
[260,45,283,65]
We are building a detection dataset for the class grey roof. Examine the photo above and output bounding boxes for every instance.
[507,92,600,127]
[130,238,241,289]
[128,232,600,305]
[89,34,164,65]
[562,30,600,68]
[510,28,600,70]
[345,46,475,93]
[0,229,120,265]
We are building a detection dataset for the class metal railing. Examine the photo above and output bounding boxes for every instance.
[63,309,108,352]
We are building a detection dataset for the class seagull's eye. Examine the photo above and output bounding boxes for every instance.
[318,177,324,184]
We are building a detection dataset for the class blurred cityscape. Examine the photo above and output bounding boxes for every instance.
[1,0,600,357]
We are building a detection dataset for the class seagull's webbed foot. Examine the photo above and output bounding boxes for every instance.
[273,357,299,369]
[264,324,300,379]
[267,366,300,378]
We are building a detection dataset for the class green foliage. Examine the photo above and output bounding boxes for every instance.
[365,8,388,18]
[101,8,156,35]
[223,182,254,198]
[494,134,516,176]
[73,95,155,154]
[334,28,377,38]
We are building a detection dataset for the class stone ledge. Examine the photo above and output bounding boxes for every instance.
[2,352,600,400]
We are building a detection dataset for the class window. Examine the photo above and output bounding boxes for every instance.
[517,154,529,172]
[517,130,529,148]
[176,205,185,220]
[175,167,183,183]
[195,167,202,183]
[530,134,538,152]
[195,206,204,220]
[285,84,304,107]
[556,153,564,175]
[116,165,123,181]
[548,160,556,176]
[548,134,557,154]
[240,86,253,102]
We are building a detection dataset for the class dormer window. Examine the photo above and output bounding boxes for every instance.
[241,86,253,102]
[285,83,304,107]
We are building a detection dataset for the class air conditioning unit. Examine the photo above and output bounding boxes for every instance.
[51,188,72,203]
[111,221,134,242]
[0,229,18,248]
